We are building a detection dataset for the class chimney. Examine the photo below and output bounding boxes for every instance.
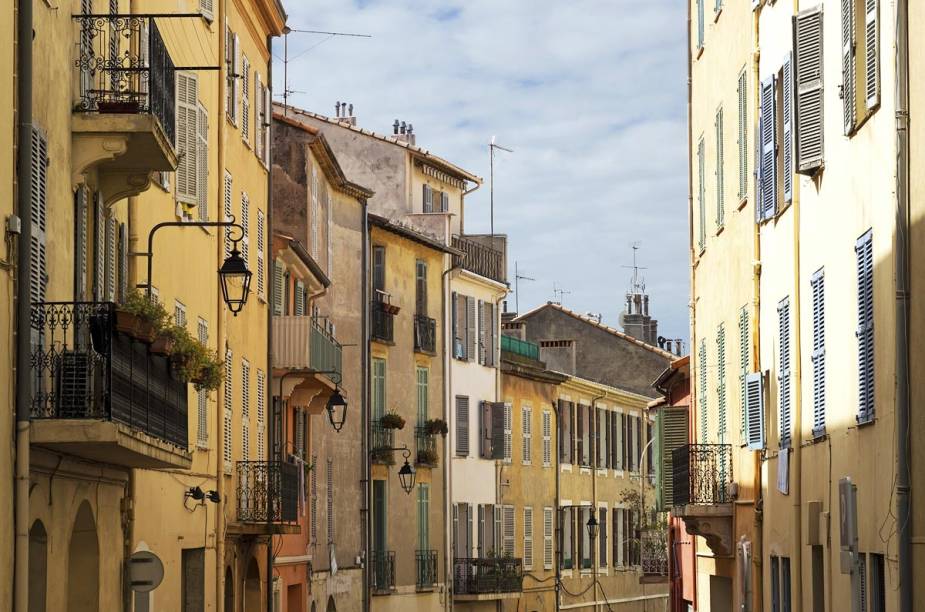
[334,100,357,126]
[392,118,416,146]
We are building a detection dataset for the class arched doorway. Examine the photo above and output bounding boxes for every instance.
[67,501,99,612]
[29,520,47,612]
[224,567,234,612]
[244,557,261,611]
[325,595,336,612]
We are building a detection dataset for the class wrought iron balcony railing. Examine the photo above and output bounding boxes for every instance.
[453,557,523,595]
[371,292,395,343]
[30,301,188,449]
[416,550,438,590]
[235,461,299,524]
[452,235,506,284]
[415,426,438,466]
[371,422,395,464]
[74,14,176,144]
[413,314,437,353]
[672,444,733,506]
[640,529,669,577]
[370,550,395,593]
[500,334,540,360]
[310,318,342,379]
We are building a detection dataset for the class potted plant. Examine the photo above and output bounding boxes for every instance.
[192,350,224,391]
[165,325,205,382]
[371,447,395,465]
[424,418,449,437]
[115,290,168,343]
[98,99,141,114]
[379,412,406,430]
[416,447,438,466]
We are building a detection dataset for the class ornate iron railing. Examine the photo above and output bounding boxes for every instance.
[30,302,188,449]
[672,444,733,506]
[235,461,299,523]
[500,334,540,360]
[453,557,523,595]
[310,318,342,380]
[416,550,438,590]
[73,14,176,144]
[370,550,395,593]
[415,426,438,466]
[371,292,394,343]
[640,529,669,576]
[452,235,506,284]
[370,422,395,464]
[413,314,436,353]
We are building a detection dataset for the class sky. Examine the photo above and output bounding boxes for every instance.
[273,0,691,346]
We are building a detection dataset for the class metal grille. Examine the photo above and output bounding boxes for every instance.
[453,557,523,595]
[672,444,733,506]
[371,422,395,464]
[370,550,395,593]
[371,295,394,343]
[413,315,436,353]
[235,460,299,523]
[416,550,438,590]
[415,426,437,466]
[451,235,505,283]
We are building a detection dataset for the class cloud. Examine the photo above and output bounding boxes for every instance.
[276,0,690,347]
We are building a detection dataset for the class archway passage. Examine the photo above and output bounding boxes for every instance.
[244,557,261,611]
[67,501,99,612]
[325,595,336,612]
[224,567,235,612]
[29,520,48,612]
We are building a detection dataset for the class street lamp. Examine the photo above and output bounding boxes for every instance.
[218,239,252,316]
[586,513,599,541]
[326,388,348,432]
[397,457,416,494]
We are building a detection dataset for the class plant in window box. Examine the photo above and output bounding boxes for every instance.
[371,447,395,465]
[192,350,224,392]
[424,418,448,437]
[416,448,438,466]
[379,412,406,430]
[115,290,169,343]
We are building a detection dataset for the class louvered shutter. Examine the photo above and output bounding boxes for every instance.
[504,402,512,461]
[657,408,690,510]
[745,372,765,450]
[415,260,427,315]
[197,319,209,447]
[456,396,469,456]
[223,349,233,473]
[856,230,874,423]
[523,507,534,569]
[200,0,213,20]
[423,184,433,213]
[503,506,515,557]
[29,127,48,307]
[778,298,792,449]
[241,56,250,143]
[842,0,856,134]
[74,187,88,301]
[542,410,551,466]
[466,296,476,362]
[522,406,532,464]
[715,107,724,226]
[198,104,209,219]
[254,73,264,160]
[739,306,750,438]
[577,403,584,465]
[477,300,486,364]
[795,7,825,174]
[223,172,233,257]
[231,33,239,123]
[782,54,794,204]
[738,70,748,199]
[611,409,619,468]
[489,402,505,460]
[698,339,708,443]
[240,192,249,264]
[811,269,826,437]
[262,83,272,166]
[864,0,879,109]
[441,191,449,212]
[487,302,496,366]
[175,72,199,205]
[256,370,265,460]
[272,260,284,315]
[105,217,116,301]
[696,0,704,49]
[543,508,553,569]
[717,324,727,447]
[118,223,128,302]
[557,400,567,462]
[372,245,385,293]
[759,76,777,220]
[294,280,305,315]
[697,138,706,250]
[256,210,265,298]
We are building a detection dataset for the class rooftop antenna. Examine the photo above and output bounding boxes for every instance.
[552,282,571,306]
[621,241,648,293]
[489,136,513,241]
[514,261,535,315]
[281,27,372,116]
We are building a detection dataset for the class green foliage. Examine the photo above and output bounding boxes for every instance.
[120,290,170,330]
[380,412,406,430]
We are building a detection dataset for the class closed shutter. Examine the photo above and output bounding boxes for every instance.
[295,409,305,458]
[778,298,792,448]
[241,360,250,461]
[745,372,765,450]
[310,453,318,543]
[795,7,825,174]
[74,187,88,300]
[611,410,620,469]
[577,403,584,465]
[327,460,334,544]
[522,406,532,464]
[451,291,460,358]
[759,76,777,220]
[256,370,265,460]
[698,339,708,443]
[294,280,305,315]
[717,324,727,447]
[557,400,567,462]
[856,230,874,422]
[864,0,879,109]
[241,56,250,143]
[105,217,116,301]
[415,260,427,314]
[715,107,724,226]
[240,192,249,263]
[842,0,856,134]
[477,300,486,364]
[502,506,515,557]
[542,410,551,466]
[176,72,199,205]
[198,104,209,219]
[456,396,470,456]
[657,408,689,510]
[418,484,430,551]
[782,54,794,203]
[30,127,48,307]
[371,359,386,420]
[118,223,128,302]
[441,191,449,212]
[811,269,827,437]
[423,184,433,213]
[523,507,534,569]
[697,137,705,250]
[737,68,748,199]
[504,402,512,461]
[543,507,553,569]
[256,210,265,298]
[272,260,284,315]
[739,306,750,439]
[223,172,233,257]
[372,245,385,293]
[223,349,233,473]
[466,296,476,362]
[310,166,318,257]
[197,319,209,447]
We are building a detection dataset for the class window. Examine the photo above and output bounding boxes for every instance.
[504,402,512,462]
[196,319,209,448]
[223,349,233,473]
[697,137,706,250]
[578,506,592,569]
[455,396,469,456]
[255,72,265,160]
[811,546,825,611]
[523,507,534,569]
[477,504,495,556]
[856,230,874,423]
[241,360,250,460]
[417,484,430,552]
[778,298,792,448]
[616,507,640,567]
[478,300,496,366]
[699,339,708,443]
[596,408,606,469]
[737,68,748,198]
[810,268,825,437]
[372,358,386,421]
[715,106,724,227]
[757,75,778,221]
[794,6,824,174]
[174,300,187,328]
[869,553,885,612]
[502,505,515,557]
[717,324,727,446]
[521,405,532,464]
[422,184,433,213]
[451,293,475,360]
[415,260,427,315]
[256,75,270,166]
[225,26,238,124]
[657,408,690,511]
[599,507,607,568]
[696,0,704,50]
[181,548,205,611]
[543,507,554,570]
[241,56,250,144]
[841,0,879,135]
[256,210,265,299]
[560,507,573,570]
[739,306,750,439]
[256,369,265,461]
[372,246,385,294]
[176,72,200,206]
[542,410,552,467]
[416,367,428,426]
[770,555,791,612]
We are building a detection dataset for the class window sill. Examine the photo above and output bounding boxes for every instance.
[579,467,592,475]
[857,416,876,428]
[560,464,572,472]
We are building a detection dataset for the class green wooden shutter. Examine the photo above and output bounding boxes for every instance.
[739,306,750,439]
[856,230,874,423]
[795,6,825,174]
[778,298,792,449]
[372,358,386,420]
[272,259,284,315]
[715,107,724,227]
[717,324,727,452]
[811,269,827,437]
[657,408,690,511]
[416,367,428,426]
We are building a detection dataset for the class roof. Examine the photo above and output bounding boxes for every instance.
[274,232,331,288]
[273,103,483,185]
[368,214,464,256]
[514,302,676,359]
[652,355,690,393]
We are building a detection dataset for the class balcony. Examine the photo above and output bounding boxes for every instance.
[72,15,178,200]
[416,550,438,591]
[413,314,437,354]
[640,528,669,584]
[29,302,191,469]
[371,422,395,464]
[415,426,438,467]
[370,550,395,594]
[500,335,539,360]
[230,460,300,536]
[453,557,523,601]
[452,235,506,284]
[672,444,734,556]
[273,316,342,379]
[371,291,395,343]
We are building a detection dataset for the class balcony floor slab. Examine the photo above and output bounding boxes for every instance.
[453,592,523,602]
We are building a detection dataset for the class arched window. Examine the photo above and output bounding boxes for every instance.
[224,567,234,611]
[29,520,47,612]
[67,501,99,612]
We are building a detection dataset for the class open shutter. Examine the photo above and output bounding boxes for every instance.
[456,396,469,456]
[795,6,825,174]
[105,217,116,301]
[94,193,104,301]
[523,507,534,569]
[466,296,476,362]
[415,260,427,315]
[231,33,239,123]
[197,104,209,219]
[745,372,765,450]
[254,72,264,160]
[30,127,48,307]
[698,340,708,443]
[118,223,128,302]
[737,69,748,199]
[256,210,265,298]
[842,0,856,134]
[423,184,433,213]
[543,508,554,570]
[715,107,724,226]
[176,72,199,205]
[864,0,879,109]
[223,172,233,257]
[811,270,827,437]
[856,230,874,423]
[657,408,690,510]
[577,403,584,465]
[696,0,704,49]
[490,402,506,460]
[74,187,88,300]
[697,138,706,250]
[477,300,486,364]
[241,56,250,143]
[262,83,272,166]
[200,0,213,20]
[782,54,794,204]
[272,260,284,315]
[778,298,792,449]
[759,76,777,220]
[294,280,305,315]
[441,191,449,212]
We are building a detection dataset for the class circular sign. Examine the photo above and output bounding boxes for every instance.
[128,550,164,593]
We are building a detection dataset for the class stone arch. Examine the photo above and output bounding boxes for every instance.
[326,595,336,612]
[67,501,99,612]
[224,567,234,612]
[244,557,261,611]
[29,520,48,612]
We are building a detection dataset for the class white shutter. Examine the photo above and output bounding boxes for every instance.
[197,319,209,447]
[759,76,777,220]
[542,410,551,467]
[254,73,264,161]
[523,507,534,569]
[745,372,765,450]
[811,269,826,437]
[864,0,879,109]
[232,33,239,124]
[715,107,724,226]
[782,54,794,204]
[197,104,209,219]
[423,184,433,213]
[223,172,233,257]
[272,259,285,315]
[778,298,792,449]
[241,56,250,144]
[118,223,127,302]
[223,349,233,473]
[256,210,266,299]
[543,507,554,569]
[521,406,532,464]
[795,7,825,174]
[240,192,249,264]
[263,83,271,166]
[502,505,515,557]
[30,127,48,306]
[737,69,748,200]
[842,0,856,134]
[200,0,213,20]
[697,138,705,250]
[175,72,199,205]
[256,370,266,460]
[504,402,512,462]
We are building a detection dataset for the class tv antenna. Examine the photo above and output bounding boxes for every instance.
[621,241,647,293]
[281,27,372,115]
[552,282,571,306]
[514,261,535,315]
[489,136,513,240]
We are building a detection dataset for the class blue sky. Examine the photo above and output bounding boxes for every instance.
[273,0,691,347]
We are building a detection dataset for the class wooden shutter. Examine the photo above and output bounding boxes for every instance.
[522,406,532,464]
[502,506,515,556]
[74,187,88,301]
[423,184,433,213]
[94,193,104,301]
[657,408,690,510]
[272,260,284,315]
[441,191,449,212]
[372,246,385,293]
[745,372,765,450]
[737,69,748,199]
[105,217,116,301]
[698,339,708,443]
[176,72,199,205]
[197,104,209,219]
[864,0,879,109]
[543,507,554,569]
[466,296,476,362]
[811,269,826,437]
[223,172,233,257]
[697,137,706,250]
[372,359,386,420]
[118,223,128,302]
[577,403,584,465]
[489,402,505,460]
[477,300,486,364]
[717,324,727,444]
[504,402,512,461]
[782,54,794,204]
[715,107,724,226]
[842,0,856,134]
[200,0,213,20]
[610,410,619,469]
[415,260,427,314]
[523,507,534,569]
[759,76,777,220]
[256,210,265,298]
[542,410,551,466]
[778,298,792,449]
[241,56,250,143]
[254,72,264,160]
[856,230,874,423]
[262,83,272,166]
[294,280,305,315]
[223,349,233,473]
[231,33,239,123]
[696,0,704,49]
[739,306,750,438]
[557,400,567,462]
[795,7,825,174]
[456,396,470,456]
[29,127,48,306]
[240,192,249,263]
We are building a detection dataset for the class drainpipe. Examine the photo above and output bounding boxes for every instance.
[265,31,276,612]
[552,400,561,612]
[13,0,34,609]
[590,392,607,606]
[684,0,697,606]
[362,204,370,612]
[215,0,228,606]
[894,0,912,609]
[441,253,462,608]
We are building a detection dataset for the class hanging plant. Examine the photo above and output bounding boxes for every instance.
[379,412,406,430]
[192,351,224,392]
[424,418,449,437]
[115,290,169,343]
[416,448,438,466]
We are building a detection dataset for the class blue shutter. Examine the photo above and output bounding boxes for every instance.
[811,269,826,437]
[865,0,879,109]
[795,6,825,174]
[782,54,794,203]
[759,76,777,220]
[778,298,792,449]
[745,372,765,450]
[856,230,874,423]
